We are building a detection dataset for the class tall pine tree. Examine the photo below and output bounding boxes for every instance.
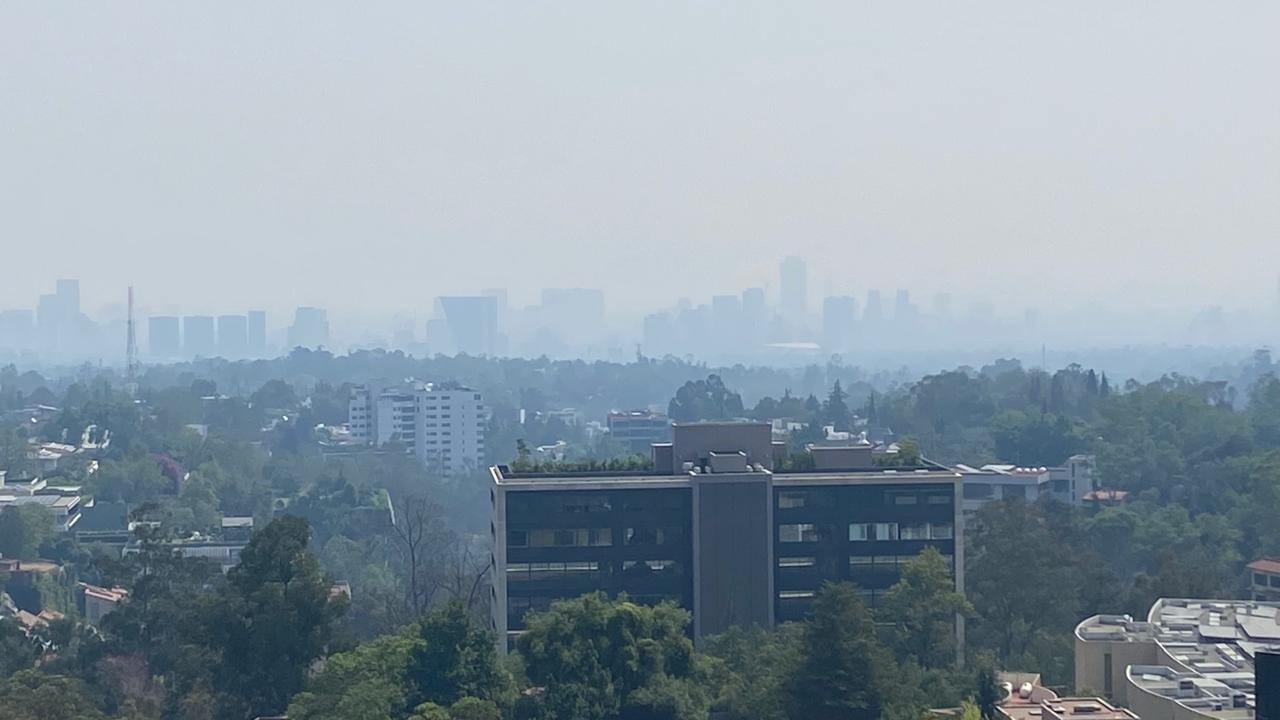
[784,583,895,720]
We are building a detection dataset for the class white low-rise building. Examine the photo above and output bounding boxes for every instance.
[957,454,1095,512]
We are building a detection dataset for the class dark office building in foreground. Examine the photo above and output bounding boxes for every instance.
[490,422,963,650]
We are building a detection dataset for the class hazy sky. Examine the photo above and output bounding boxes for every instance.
[2,2,1278,317]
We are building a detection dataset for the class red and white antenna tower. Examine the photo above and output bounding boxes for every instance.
[126,286,139,394]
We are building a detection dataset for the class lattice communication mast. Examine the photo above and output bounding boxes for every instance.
[125,286,139,394]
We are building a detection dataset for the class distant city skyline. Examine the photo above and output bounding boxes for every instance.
[3,259,1280,366]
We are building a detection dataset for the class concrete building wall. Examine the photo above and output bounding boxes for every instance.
[693,475,773,639]
[1074,629,1158,705]
[490,479,509,650]
[672,423,774,472]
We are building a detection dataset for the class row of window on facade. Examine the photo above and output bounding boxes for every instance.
[1253,573,1280,588]
[778,521,953,543]
[505,559,682,582]
[777,553,953,571]
[506,493,688,516]
[777,488,953,509]
[778,587,889,604]
[962,483,1040,500]
[507,526,686,548]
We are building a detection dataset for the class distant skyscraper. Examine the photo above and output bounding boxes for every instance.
[932,293,951,320]
[437,296,498,356]
[55,279,80,320]
[710,295,743,351]
[741,287,767,348]
[482,288,510,331]
[247,310,267,357]
[183,316,217,357]
[642,312,677,357]
[0,310,35,350]
[822,296,857,353]
[217,315,249,358]
[894,289,915,321]
[30,280,87,354]
[36,294,60,345]
[540,288,606,348]
[287,307,329,349]
[422,317,449,352]
[779,256,808,321]
[864,290,883,324]
[148,316,181,358]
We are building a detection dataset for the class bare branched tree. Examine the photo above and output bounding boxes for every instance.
[441,533,492,614]
[389,494,455,616]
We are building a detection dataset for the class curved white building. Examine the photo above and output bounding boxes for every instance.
[1076,599,1280,719]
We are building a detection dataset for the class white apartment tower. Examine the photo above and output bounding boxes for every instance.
[414,386,487,477]
[348,382,487,477]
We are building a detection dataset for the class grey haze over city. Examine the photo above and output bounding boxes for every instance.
[11,5,1280,719]
[3,2,1280,372]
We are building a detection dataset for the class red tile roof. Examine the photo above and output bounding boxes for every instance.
[1248,557,1280,575]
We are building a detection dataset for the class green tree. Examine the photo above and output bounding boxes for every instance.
[207,515,347,718]
[975,667,1001,720]
[824,380,852,431]
[878,547,973,669]
[288,629,419,720]
[0,618,41,677]
[449,696,502,720]
[251,379,299,410]
[407,599,508,710]
[966,500,1082,663]
[668,375,745,422]
[517,593,702,720]
[98,524,226,692]
[784,582,895,720]
[88,454,172,503]
[410,702,451,720]
[0,504,56,559]
[700,624,804,720]
[0,670,107,720]
[1249,374,1280,448]
[0,426,32,479]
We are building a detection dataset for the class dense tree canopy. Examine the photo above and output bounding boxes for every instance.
[517,593,706,720]
[5,349,1280,718]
